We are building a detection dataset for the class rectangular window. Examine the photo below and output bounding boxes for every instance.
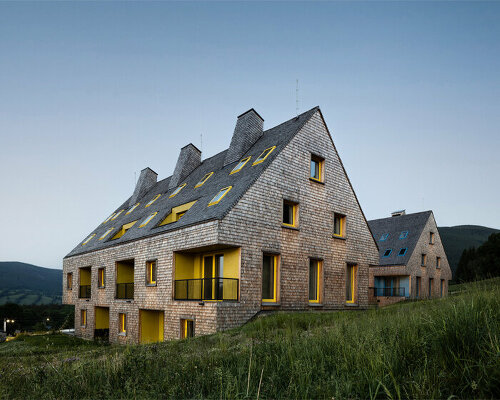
[145,194,161,207]
[195,172,214,188]
[416,277,421,298]
[67,273,73,290]
[181,319,194,338]
[253,146,276,166]
[282,200,298,227]
[383,249,392,257]
[139,212,157,228]
[159,201,197,226]
[428,278,433,298]
[440,279,445,297]
[346,264,357,304]
[309,259,322,303]
[429,232,435,244]
[262,254,278,303]
[169,184,186,198]
[421,254,427,267]
[80,309,87,327]
[112,220,138,240]
[379,233,389,241]
[398,248,407,256]
[99,228,114,240]
[399,231,408,239]
[146,260,157,286]
[103,213,115,224]
[82,234,95,246]
[126,203,140,215]
[202,254,224,300]
[333,213,346,237]
[98,268,105,288]
[436,257,441,268]
[208,186,232,206]
[119,313,127,335]
[111,210,124,220]
[310,154,324,182]
[230,156,251,175]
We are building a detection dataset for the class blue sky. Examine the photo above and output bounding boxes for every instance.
[1,2,499,269]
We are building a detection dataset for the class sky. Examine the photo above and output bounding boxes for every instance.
[0,2,499,269]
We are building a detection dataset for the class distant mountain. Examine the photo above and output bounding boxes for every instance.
[0,262,62,305]
[438,225,499,278]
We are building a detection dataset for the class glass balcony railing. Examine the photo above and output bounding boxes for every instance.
[373,287,405,297]
[174,278,238,301]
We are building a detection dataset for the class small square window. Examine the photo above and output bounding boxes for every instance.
[398,248,407,256]
[80,309,87,327]
[82,234,96,246]
[383,249,392,257]
[333,213,346,237]
[429,232,435,244]
[98,268,105,288]
[379,233,389,241]
[119,313,127,335]
[145,194,161,207]
[208,186,232,206]
[195,172,214,188]
[146,260,157,286]
[139,212,157,228]
[399,231,408,239]
[67,273,73,290]
[253,146,276,166]
[436,257,441,268]
[230,157,251,175]
[181,319,194,338]
[282,200,298,227]
[169,184,186,198]
[421,254,427,267]
[310,154,324,182]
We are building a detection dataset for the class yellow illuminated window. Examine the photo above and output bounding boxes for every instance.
[159,201,197,225]
[230,156,251,175]
[169,184,186,198]
[139,212,157,228]
[208,187,232,206]
[119,313,126,334]
[346,264,357,304]
[262,254,279,303]
[98,268,105,288]
[253,146,276,166]
[99,228,114,241]
[82,234,96,246]
[195,172,214,188]
[309,260,322,303]
[67,273,73,290]
[146,260,157,285]
[111,210,124,220]
[103,213,115,224]
[126,203,140,215]
[282,200,298,227]
[145,194,161,208]
[310,154,324,182]
[181,319,194,338]
[111,220,137,240]
[80,309,87,327]
[333,213,346,237]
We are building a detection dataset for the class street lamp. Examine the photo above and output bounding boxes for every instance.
[3,318,15,333]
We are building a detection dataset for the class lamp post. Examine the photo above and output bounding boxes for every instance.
[3,318,15,333]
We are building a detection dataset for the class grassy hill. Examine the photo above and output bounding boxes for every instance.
[438,225,499,277]
[1,279,499,399]
[0,262,61,305]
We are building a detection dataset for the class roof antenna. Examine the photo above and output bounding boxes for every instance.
[296,79,299,116]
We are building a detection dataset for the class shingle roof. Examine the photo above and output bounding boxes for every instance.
[368,211,432,266]
[66,107,320,258]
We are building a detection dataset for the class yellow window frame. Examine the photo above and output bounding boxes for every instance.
[309,260,322,304]
[67,273,73,290]
[282,200,298,228]
[82,234,96,246]
[208,186,232,206]
[346,264,357,304]
[99,228,114,241]
[201,253,225,301]
[230,156,251,175]
[111,210,124,220]
[195,172,214,188]
[98,268,105,288]
[310,154,325,182]
[145,194,161,208]
[169,184,186,198]
[262,254,278,303]
[126,203,140,215]
[112,220,138,240]
[103,213,115,224]
[119,313,126,334]
[181,319,194,339]
[252,146,276,166]
[140,212,157,228]
[146,260,157,285]
[159,201,197,226]
[81,309,87,327]
[333,213,346,238]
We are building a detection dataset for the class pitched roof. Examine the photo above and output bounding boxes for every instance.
[368,211,432,266]
[66,107,319,258]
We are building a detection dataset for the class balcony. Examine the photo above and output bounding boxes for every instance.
[116,283,134,300]
[373,287,405,297]
[174,278,238,301]
[79,285,91,299]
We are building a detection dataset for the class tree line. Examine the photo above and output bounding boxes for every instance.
[455,233,500,283]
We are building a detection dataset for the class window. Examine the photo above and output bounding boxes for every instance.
[82,234,96,246]
[282,200,298,227]
[67,273,73,290]
[169,184,186,198]
[253,146,276,166]
[399,231,408,239]
[262,254,278,303]
[159,201,197,225]
[145,194,161,207]
[380,233,389,241]
[111,210,124,220]
[80,309,87,327]
[146,260,157,286]
[429,232,435,244]
[429,278,434,297]
[181,319,194,338]
[416,277,421,298]
[98,268,105,288]
[440,279,445,297]
[202,254,224,300]
[99,228,114,240]
[230,156,251,175]
[309,259,322,303]
[346,264,357,304]
[195,172,214,188]
[421,254,427,267]
[103,213,115,224]
[119,313,127,335]
[139,212,157,228]
[208,186,232,206]
[333,213,346,237]
[126,203,140,215]
[111,220,137,240]
[398,248,407,256]
[310,154,324,182]
[383,249,392,257]
[436,257,441,268]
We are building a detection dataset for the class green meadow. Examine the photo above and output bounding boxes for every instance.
[1,279,499,399]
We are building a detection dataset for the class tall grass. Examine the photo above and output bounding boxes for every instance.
[1,280,499,399]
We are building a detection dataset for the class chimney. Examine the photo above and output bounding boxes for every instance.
[129,167,158,206]
[168,143,202,189]
[224,109,264,167]
[391,210,406,217]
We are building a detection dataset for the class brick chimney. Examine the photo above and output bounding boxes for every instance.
[168,143,202,189]
[224,109,264,167]
[129,167,158,206]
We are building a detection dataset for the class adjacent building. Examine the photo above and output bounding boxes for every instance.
[368,210,452,306]
[63,107,379,344]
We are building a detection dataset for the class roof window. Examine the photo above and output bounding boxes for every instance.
[253,146,276,166]
[380,233,389,241]
[111,220,137,240]
[139,213,157,228]
[208,186,232,206]
[159,201,197,226]
[169,184,186,198]
[230,157,251,175]
[399,231,409,239]
[398,248,407,256]
[111,210,124,221]
[81,234,96,246]
[126,203,140,215]
[145,194,161,208]
[99,228,114,241]
[195,172,214,188]
[383,249,392,257]
[103,213,115,224]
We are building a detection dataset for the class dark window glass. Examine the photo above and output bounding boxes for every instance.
[309,260,319,301]
[383,249,392,257]
[262,255,275,300]
[283,202,293,225]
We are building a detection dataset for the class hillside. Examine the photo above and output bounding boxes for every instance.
[0,262,61,305]
[438,225,499,277]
